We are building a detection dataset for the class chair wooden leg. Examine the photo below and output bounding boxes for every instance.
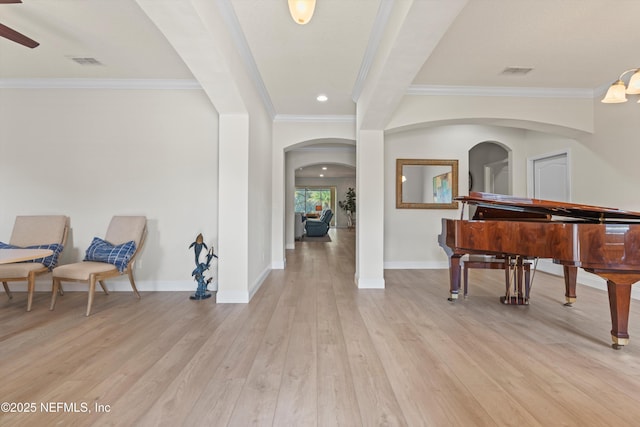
[98,280,109,295]
[128,269,141,299]
[58,283,64,296]
[87,276,97,316]
[50,278,60,310]
[2,281,12,299]
[26,272,36,312]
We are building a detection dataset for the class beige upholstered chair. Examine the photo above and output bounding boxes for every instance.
[0,215,69,311]
[50,216,146,316]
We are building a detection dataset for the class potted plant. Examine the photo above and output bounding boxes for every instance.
[338,187,356,229]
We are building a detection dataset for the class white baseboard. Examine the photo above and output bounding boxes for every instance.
[249,266,270,300]
[30,278,195,292]
[357,277,385,289]
[216,290,250,303]
[384,261,449,269]
[26,266,273,304]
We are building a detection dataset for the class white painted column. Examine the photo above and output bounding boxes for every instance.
[217,114,250,302]
[271,147,286,268]
[284,158,296,250]
[355,129,385,288]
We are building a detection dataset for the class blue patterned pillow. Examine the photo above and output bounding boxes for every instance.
[0,241,64,270]
[84,237,136,273]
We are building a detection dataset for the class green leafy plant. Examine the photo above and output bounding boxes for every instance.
[338,187,356,213]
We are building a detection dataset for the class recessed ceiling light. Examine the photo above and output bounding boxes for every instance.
[316,94,328,102]
[322,166,327,170]
[319,174,324,177]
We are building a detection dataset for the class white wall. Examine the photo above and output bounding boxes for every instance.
[0,88,218,291]
[247,106,274,296]
[388,95,595,135]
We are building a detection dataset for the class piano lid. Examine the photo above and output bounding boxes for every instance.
[457,192,640,222]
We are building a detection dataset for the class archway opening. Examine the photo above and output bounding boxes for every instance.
[469,141,510,195]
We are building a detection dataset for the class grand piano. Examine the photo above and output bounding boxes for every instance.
[439,192,640,349]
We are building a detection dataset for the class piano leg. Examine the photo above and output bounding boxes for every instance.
[448,254,463,301]
[607,280,632,349]
[563,265,578,306]
[516,256,525,304]
[524,262,531,301]
[504,256,511,300]
[500,256,529,305]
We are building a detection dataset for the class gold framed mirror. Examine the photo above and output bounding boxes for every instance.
[396,159,459,209]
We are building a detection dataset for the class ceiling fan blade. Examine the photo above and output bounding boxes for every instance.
[0,0,22,4]
[0,22,39,48]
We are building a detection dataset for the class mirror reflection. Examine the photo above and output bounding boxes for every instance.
[396,159,458,209]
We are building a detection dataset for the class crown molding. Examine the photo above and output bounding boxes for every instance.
[274,114,356,123]
[407,84,595,99]
[217,0,277,119]
[0,78,202,90]
[351,0,394,103]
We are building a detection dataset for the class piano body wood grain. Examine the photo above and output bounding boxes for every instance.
[439,192,640,349]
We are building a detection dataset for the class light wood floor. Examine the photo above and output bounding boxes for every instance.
[1,228,640,426]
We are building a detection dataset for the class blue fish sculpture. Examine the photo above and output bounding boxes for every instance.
[188,233,208,265]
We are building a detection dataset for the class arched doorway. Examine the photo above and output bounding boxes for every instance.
[284,140,355,249]
[469,141,510,195]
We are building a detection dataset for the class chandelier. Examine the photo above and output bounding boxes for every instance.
[601,68,640,103]
[288,0,316,25]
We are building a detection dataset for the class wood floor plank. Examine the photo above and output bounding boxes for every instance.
[315,257,362,426]
[225,274,299,426]
[270,269,318,426]
[331,290,408,424]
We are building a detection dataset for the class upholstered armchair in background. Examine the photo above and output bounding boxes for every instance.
[0,215,69,311]
[50,216,146,316]
[305,209,333,237]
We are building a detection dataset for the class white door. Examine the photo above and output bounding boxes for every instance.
[529,152,570,201]
[528,151,570,274]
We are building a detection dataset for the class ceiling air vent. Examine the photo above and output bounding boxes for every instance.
[71,57,102,66]
[501,66,533,75]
